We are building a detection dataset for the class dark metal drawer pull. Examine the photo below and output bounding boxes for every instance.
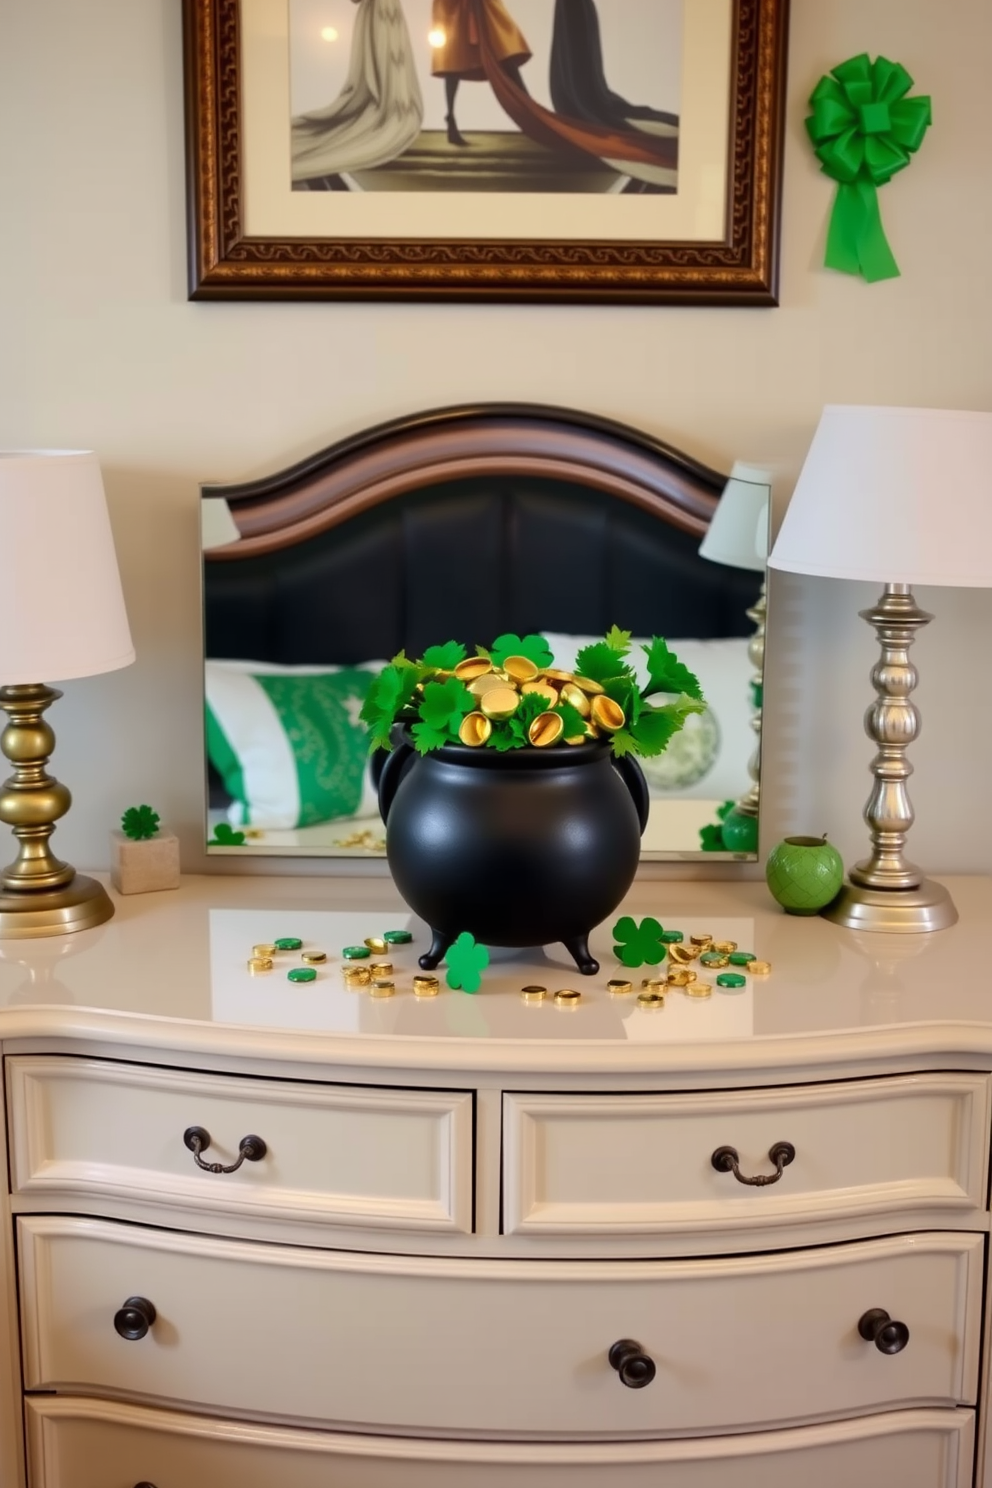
[608,1338,656,1389]
[183,1125,267,1174]
[858,1308,910,1354]
[711,1141,796,1186]
[113,1296,156,1341]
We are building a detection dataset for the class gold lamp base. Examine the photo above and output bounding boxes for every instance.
[821,877,958,934]
[0,874,114,939]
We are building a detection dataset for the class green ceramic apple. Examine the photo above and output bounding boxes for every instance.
[765,835,845,915]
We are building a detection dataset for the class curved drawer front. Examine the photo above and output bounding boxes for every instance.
[24,1399,978,1488]
[503,1074,991,1238]
[7,1056,472,1233]
[18,1217,983,1439]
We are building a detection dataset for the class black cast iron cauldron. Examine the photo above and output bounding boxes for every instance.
[377,730,649,975]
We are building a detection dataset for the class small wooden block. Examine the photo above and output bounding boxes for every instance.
[110,829,180,895]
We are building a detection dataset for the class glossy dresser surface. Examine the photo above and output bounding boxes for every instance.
[1,872,992,1488]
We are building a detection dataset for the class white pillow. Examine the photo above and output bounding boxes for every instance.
[541,633,753,801]
[205,659,386,830]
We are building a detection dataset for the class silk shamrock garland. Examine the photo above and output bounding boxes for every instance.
[806,53,931,282]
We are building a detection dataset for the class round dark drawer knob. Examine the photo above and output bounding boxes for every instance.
[711,1141,796,1187]
[183,1125,267,1174]
[113,1296,157,1341]
[608,1338,656,1389]
[858,1308,910,1354]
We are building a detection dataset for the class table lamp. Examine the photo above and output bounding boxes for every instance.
[699,461,772,823]
[0,451,135,937]
[767,406,992,933]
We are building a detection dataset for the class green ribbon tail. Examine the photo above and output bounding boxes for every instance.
[825,179,901,283]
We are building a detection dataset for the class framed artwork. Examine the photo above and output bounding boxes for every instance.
[183,0,789,303]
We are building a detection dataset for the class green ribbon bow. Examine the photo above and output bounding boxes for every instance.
[806,53,931,282]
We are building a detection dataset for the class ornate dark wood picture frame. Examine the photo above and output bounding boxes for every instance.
[183,0,789,304]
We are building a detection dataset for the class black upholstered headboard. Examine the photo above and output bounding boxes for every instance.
[203,404,761,663]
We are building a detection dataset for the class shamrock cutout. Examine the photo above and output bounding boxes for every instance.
[489,633,553,669]
[612,915,666,968]
[422,640,467,671]
[121,804,160,840]
[210,823,246,846]
[419,677,474,733]
[444,931,490,993]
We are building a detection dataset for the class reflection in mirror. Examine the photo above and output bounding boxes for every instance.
[201,407,765,862]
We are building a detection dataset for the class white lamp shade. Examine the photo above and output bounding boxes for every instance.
[0,451,135,684]
[699,461,772,572]
[768,406,992,586]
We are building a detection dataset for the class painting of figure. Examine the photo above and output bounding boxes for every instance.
[289,0,682,194]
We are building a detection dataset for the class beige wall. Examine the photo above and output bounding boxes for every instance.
[1,0,990,879]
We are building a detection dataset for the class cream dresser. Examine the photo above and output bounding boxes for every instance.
[1,873,992,1487]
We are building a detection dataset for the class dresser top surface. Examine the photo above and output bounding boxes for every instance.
[0,874,990,1075]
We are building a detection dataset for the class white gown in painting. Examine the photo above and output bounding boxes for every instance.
[292,0,423,182]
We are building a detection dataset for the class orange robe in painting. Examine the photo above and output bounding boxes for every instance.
[431,0,530,80]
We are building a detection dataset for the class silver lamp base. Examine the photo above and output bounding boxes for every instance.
[821,878,958,934]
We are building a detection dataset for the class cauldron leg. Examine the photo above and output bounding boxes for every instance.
[419,928,453,971]
[563,934,599,976]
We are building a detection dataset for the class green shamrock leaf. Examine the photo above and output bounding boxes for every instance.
[445,931,490,993]
[490,633,553,668]
[507,692,549,742]
[716,799,735,821]
[121,804,160,841]
[642,637,704,700]
[490,728,522,752]
[554,698,588,741]
[699,823,726,852]
[604,624,632,654]
[612,915,666,968]
[419,677,474,733]
[573,641,631,684]
[360,664,420,749]
[411,721,451,755]
[210,822,246,846]
[422,640,467,671]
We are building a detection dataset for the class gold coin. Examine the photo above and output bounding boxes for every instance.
[369,961,393,978]
[413,975,440,997]
[253,943,277,958]
[749,960,772,975]
[528,711,564,748]
[714,940,738,954]
[700,953,730,969]
[480,687,520,720]
[683,969,698,983]
[520,681,559,707]
[370,979,395,998]
[637,990,666,1009]
[502,655,540,684]
[459,711,492,747]
[554,988,582,1007]
[564,733,587,746]
[301,951,327,964]
[572,674,605,695]
[590,695,625,732]
[343,966,371,987]
[520,984,547,1003]
[454,656,494,682]
[607,979,633,995]
[690,934,713,948]
[468,672,506,698]
[668,942,697,964]
[641,977,667,992]
[248,956,273,974]
[685,980,714,999]
[541,669,575,683]
[666,968,693,986]
[559,683,591,718]
[364,937,387,954]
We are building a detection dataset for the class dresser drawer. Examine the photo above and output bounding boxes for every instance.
[19,1217,984,1439]
[23,1398,978,1488]
[7,1056,473,1233]
[503,1073,990,1238]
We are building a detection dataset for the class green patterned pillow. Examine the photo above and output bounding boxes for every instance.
[205,661,384,829]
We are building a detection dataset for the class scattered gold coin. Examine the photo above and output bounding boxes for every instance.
[370,979,395,998]
[690,933,713,948]
[253,943,277,958]
[520,985,547,1003]
[637,990,666,1009]
[749,960,772,975]
[607,979,633,995]
[684,980,714,999]
[714,940,738,954]
[666,968,694,986]
[668,942,697,965]
[413,975,440,997]
[364,937,387,954]
[248,957,273,974]
[554,988,582,1007]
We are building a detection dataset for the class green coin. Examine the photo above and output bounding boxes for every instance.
[288,967,317,983]
[383,930,413,944]
[716,972,747,988]
[343,945,371,959]
[275,937,303,951]
[700,951,728,966]
[660,930,684,943]
[729,951,756,966]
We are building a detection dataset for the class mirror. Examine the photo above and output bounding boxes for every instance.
[201,406,766,862]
